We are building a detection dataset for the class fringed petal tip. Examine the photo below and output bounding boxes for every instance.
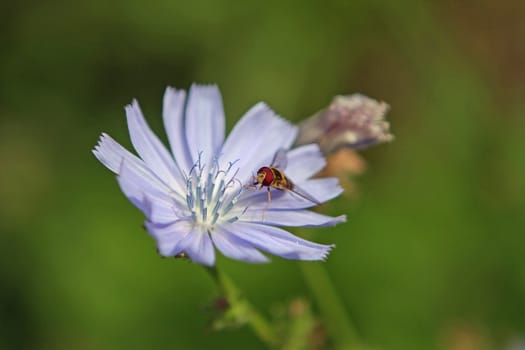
[189,83,220,93]
[125,98,140,110]
[92,133,129,174]
[304,243,335,262]
[324,244,336,259]
[92,132,110,156]
[255,102,299,141]
[335,214,347,225]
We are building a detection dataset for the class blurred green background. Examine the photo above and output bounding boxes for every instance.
[1,0,524,349]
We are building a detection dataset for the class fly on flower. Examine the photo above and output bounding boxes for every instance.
[253,149,321,207]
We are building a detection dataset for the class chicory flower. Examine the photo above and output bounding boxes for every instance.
[93,85,345,266]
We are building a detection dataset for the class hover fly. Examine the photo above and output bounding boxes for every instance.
[252,148,321,207]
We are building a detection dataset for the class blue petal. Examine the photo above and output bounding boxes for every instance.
[145,219,194,256]
[220,222,334,261]
[284,144,326,181]
[163,87,193,176]
[175,227,216,266]
[125,100,186,194]
[184,84,225,167]
[143,195,186,224]
[220,102,298,182]
[211,226,270,263]
[116,160,176,213]
[241,209,346,227]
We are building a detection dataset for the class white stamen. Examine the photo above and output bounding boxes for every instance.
[183,157,243,227]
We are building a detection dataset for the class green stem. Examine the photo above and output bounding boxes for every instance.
[205,266,278,347]
[298,262,365,350]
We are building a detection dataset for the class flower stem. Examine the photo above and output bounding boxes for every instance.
[298,262,366,350]
[205,266,278,347]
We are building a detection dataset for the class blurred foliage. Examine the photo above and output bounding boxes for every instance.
[1,0,524,349]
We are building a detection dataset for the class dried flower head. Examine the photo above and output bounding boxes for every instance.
[295,94,393,154]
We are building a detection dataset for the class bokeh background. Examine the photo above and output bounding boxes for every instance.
[1,0,524,349]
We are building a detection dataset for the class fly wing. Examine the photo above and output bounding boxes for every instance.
[287,180,322,205]
[271,148,288,170]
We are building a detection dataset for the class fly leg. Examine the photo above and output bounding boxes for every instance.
[261,187,271,222]
[243,174,258,190]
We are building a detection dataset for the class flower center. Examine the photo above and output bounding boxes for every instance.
[184,155,243,228]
